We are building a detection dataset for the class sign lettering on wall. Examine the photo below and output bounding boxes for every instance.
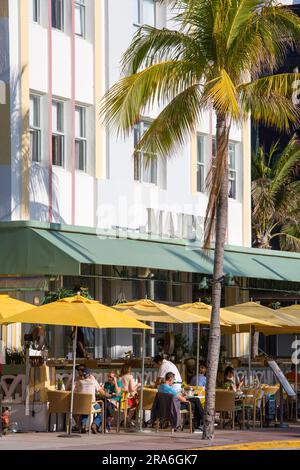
[140,208,206,242]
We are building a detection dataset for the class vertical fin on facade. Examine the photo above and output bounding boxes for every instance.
[20,0,30,220]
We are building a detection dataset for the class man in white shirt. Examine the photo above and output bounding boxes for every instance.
[154,355,183,393]
[74,368,102,433]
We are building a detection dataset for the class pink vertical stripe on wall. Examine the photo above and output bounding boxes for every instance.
[71,0,76,225]
[48,0,53,223]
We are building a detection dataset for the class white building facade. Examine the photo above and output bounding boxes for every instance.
[0,0,252,247]
[0,0,254,358]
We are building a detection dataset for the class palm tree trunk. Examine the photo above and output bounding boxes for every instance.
[202,116,230,440]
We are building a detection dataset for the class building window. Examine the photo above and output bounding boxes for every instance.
[134,121,157,185]
[52,100,64,167]
[134,0,155,26]
[31,0,40,23]
[52,0,64,30]
[75,0,86,37]
[212,137,237,199]
[197,134,205,193]
[75,106,87,172]
[212,137,217,166]
[30,95,41,162]
[229,142,237,199]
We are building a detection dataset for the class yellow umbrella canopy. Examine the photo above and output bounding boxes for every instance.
[258,304,300,335]
[0,294,36,324]
[277,304,300,318]
[114,299,203,324]
[178,301,276,332]
[4,295,151,330]
[220,301,290,332]
[178,301,231,326]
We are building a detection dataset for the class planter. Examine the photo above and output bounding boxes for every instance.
[2,364,26,375]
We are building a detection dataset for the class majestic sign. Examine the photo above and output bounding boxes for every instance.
[140,208,206,242]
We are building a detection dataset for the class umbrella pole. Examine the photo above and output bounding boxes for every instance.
[196,324,200,390]
[248,326,252,386]
[69,326,77,435]
[139,328,146,432]
[295,335,298,422]
[0,369,2,437]
[59,327,80,438]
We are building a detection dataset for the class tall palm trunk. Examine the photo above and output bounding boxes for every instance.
[203,116,230,440]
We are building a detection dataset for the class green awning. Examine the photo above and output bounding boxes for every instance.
[1,221,300,282]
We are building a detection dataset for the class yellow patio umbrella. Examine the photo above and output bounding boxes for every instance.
[6,295,150,438]
[220,301,297,382]
[114,298,206,431]
[114,298,204,323]
[271,303,300,420]
[178,302,231,387]
[0,295,35,437]
[178,301,277,386]
[276,304,300,324]
[0,294,36,323]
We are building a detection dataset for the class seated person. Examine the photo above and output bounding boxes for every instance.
[74,368,102,434]
[101,371,123,429]
[104,371,123,405]
[285,364,300,384]
[154,355,182,393]
[120,364,138,423]
[120,364,138,394]
[223,366,244,393]
[159,372,203,430]
[190,362,207,388]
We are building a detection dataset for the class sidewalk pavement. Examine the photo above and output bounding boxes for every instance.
[0,425,300,450]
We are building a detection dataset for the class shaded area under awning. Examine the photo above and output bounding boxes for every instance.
[1,221,300,282]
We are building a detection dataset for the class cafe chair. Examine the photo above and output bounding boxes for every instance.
[116,391,130,432]
[179,401,193,433]
[137,388,157,426]
[47,389,70,432]
[215,389,236,430]
[72,392,105,434]
[244,388,265,429]
[151,392,181,434]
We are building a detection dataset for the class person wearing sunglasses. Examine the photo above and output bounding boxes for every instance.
[102,372,123,430]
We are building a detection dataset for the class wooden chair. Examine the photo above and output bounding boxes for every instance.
[47,390,71,432]
[244,388,265,429]
[72,392,105,434]
[215,389,236,430]
[117,391,131,430]
[179,401,193,433]
[135,388,158,428]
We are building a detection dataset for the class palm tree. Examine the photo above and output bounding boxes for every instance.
[101,0,300,439]
[252,135,300,251]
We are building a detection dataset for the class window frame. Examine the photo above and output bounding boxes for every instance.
[211,137,237,199]
[31,0,40,24]
[52,0,64,31]
[30,94,42,163]
[74,0,86,38]
[228,141,237,200]
[133,0,156,27]
[52,100,65,168]
[134,120,158,185]
[75,105,87,172]
[196,134,205,193]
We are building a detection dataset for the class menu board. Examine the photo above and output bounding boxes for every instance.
[268,360,296,398]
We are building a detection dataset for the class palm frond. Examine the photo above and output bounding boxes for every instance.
[100,60,200,136]
[134,84,204,159]
[121,26,206,74]
[206,69,240,119]
[271,135,300,194]
[239,73,300,130]
[226,0,265,50]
